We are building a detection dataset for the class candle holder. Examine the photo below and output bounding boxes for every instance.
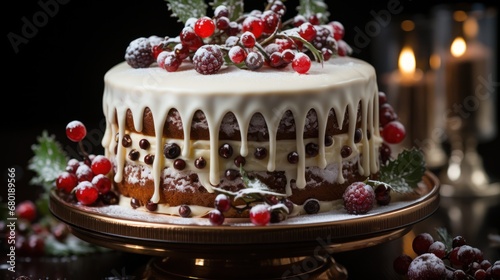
[432,4,500,197]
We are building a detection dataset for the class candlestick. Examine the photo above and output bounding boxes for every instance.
[437,6,500,197]
[382,46,446,168]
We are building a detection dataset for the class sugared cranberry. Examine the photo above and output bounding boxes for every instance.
[194,16,215,38]
[75,164,93,182]
[66,120,87,142]
[214,194,231,212]
[16,200,37,222]
[91,155,112,175]
[249,204,271,226]
[292,53,311,74]
[56,171,78,193]
[75,181,99,205]
[92,174,111,194]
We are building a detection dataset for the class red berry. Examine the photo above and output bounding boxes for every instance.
[428,241,446,259]
[379,103,398,126]
[91,155,112,175]
[229,45,247,64]
[374,184,391,205]
[75,164,93,182]
[16,200,37,222]
[75,181,99,205]
[393,254,413,275]
[382,121,406,144]
[292,53,311,74]
[242,16,264,38]
[65,158,81,173]
[163,53,182,72]
[378,91,388,105]
[412,232,434,255]
[214,194,231,212]
[342,182,375,214]
[249,204,271,226]
[262,10,281,34]
[298,22,317,42]
[180,26,203,51]
[329,21,345,40]
[240,31,256,48]
[282,49,295,63]
[308,14,320,25]
[66,120,87,142]
[208,209,225,225]
[56,171,78,193]
[194,16,215,38]
[92,174,112,194]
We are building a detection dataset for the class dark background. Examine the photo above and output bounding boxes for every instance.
[3,0,499,200]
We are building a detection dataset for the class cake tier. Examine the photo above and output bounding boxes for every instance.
[102,57,382,217]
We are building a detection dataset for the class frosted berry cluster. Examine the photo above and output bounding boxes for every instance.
[55,121,119,206]
[124,1,352,75]
[394,232,500,280]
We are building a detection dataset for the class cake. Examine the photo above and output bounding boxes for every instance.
[102,56,381,218]
[57,0,410,225]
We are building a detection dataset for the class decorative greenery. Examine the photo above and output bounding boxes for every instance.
[28,130,68,192]
[369,148,427,194]
[210,0,245,21]
[297,0,330,24]
[165,0,208,23]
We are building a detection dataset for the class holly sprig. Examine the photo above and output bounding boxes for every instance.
[297,0,330,24]
[368,147,427,194]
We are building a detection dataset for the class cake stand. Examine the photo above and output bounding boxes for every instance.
[49,171,440,279]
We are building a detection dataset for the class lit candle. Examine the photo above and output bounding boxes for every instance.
[383,45,427,153]
[444,34,491,137]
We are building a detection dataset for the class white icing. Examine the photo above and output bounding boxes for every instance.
[102,57,382,205]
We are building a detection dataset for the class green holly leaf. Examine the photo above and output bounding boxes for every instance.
[28,130,68,192]
[297,0,330,24]
[210,0,244,21]
[378,148,426,193]
[166,0,208,24]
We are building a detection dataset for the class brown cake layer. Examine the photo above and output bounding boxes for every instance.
[116,159,376,217]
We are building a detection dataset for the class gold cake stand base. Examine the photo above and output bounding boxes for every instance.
[50,172,440,279]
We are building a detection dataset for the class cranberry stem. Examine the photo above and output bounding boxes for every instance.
[78,141,90,161]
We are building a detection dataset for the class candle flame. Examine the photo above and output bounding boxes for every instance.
[451,37,467,57]
[398,46,416,75]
